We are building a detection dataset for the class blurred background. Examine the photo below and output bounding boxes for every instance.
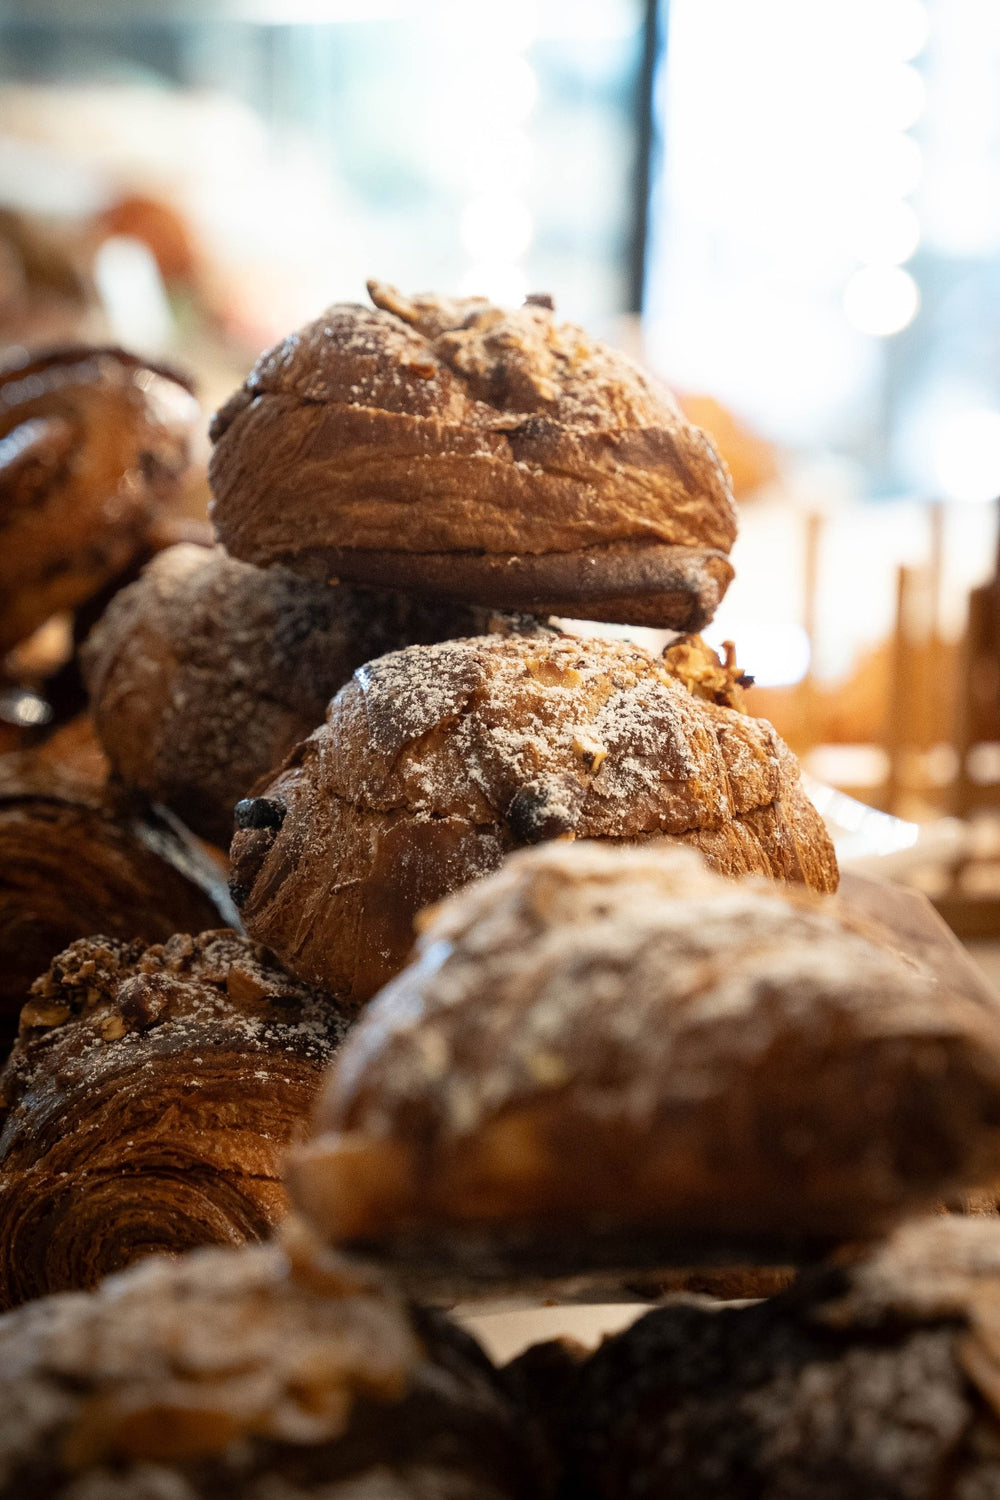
[1,0,999,935]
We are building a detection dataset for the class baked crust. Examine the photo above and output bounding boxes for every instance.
[83,543,546,846]
[288,843,1000,1271]
[209,282,737,628]
[535,1217,1000,1498]
[0,753,232,1057]
[229,633,837,1003]
[0,1241,539,1497]
[0,346,198,654]
[0,930,351,1310]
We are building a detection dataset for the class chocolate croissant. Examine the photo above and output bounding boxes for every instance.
[0,1239,543,1498]
[289,842,1000,1291]
[209,281,736,630]
[230,632,837,1003]
[0,929,351,1310]
[0,753,231,1056]
[0,346,198,654]
[83,542,542,846]
[517,1216,1000,1499]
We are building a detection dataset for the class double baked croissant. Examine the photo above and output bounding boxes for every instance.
[0,929,351,1309]
[0,1239,542,1498]
[0,752,230,1055]
[0,346,198,654]
[512,1216,1000,1498]
[289,841,1000,1290]
[83,542,542,846]
[230,632,837,1002]
[210,281,736,629]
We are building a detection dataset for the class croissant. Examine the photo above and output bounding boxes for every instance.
[0,929,352,1310]
[0,752,231,1056]
[514,1216,1000,1498]
[0,1238,542,1498]
[289,841,1000,1290]
[83,542,543,846]
[209,281,736,630]
[229,632,837,1003]
[0,346,198,654]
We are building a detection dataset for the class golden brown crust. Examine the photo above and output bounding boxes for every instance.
[288,843,1000,1269]
[0,346,198,654]
[209,283,736,628]
[0,930,352,1310]
[0,752,232,1057]
[83,544,548,846]
[539,1217,1000,1499]
[229,633,837,1003]
[0,1242,539,1498]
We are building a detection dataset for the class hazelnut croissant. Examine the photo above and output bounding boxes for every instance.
[209,281,736,630]
[0,753,230,1056]
[290,842,1000,1291]
[0,929,352,1310]
[0,1239,542,1498]
[0,346,198,654]
[230,632,836,1003]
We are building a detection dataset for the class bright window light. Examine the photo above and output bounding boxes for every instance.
[850,199,920,264]
[460,194,533,261]
[705,622,811,688]
[843,264,920,336]
[459,262,528,307]
[933,409,1000,503]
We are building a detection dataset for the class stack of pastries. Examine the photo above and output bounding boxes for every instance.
[2,281,998,1496]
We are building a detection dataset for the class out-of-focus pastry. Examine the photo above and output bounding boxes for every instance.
[288,842,1000,1289]
[0,930,351,1310]
[209,281,736,630]
[0,345,198,655]
[0,1238,543,1498]
[678,391,779,499]
[520,1216,1000,1498]
[0,753,230,1055]
[83,542,543,846]
[229,633,836,1003]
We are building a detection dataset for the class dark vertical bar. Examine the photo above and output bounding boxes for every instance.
[629,0,664,314]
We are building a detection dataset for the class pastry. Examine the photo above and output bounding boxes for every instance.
[209,281,736,629]
[229,633,837,1002]
[288,842,1000,1290]
[0,1238,543,1498]
[0,929,351,1309]
[521,1215,1000,1498]
[0,753,230,1056]
[83,542,541,846]
[0,345,198,655]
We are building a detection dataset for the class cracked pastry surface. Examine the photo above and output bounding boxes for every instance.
[522,1216,1000,1499]
[288,842,1000,1260]
[209,281,736,629]
[0,752,230,1057]
[0,929,351,1310]
[0,346,198,655]
[83,543,543,847]
[229,632,836,1003]
[0,1240,542,1498]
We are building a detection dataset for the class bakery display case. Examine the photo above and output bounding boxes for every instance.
[1,4,1000,1496]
